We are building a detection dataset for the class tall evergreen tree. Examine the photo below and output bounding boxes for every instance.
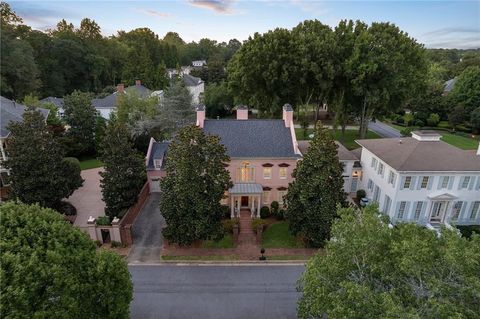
[5,110,83,208]
[285,123,346,247]
[99,121,146,218]
[160,125,232,246]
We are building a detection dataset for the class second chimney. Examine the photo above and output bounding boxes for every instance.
[236,105,248,120]
[196,105,206,128]
[117,83,125,93]
[283,104,294,128]
[135,79,141,86]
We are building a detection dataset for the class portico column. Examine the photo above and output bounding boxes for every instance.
[230,196,234,219]
[236,198,240,217]
[251,196,255,218]
[257,194,261,218]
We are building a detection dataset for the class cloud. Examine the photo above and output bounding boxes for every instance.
[135,8,173,19]
[187,0,236,14]
[289,0,329,15]
[421,26,480,49]
[11,2,77,31]
[423,27,479,37]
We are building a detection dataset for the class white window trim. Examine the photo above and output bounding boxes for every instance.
[403,176,412,189]
[420,176,429,189]
[263,168,272,179]
[279,167,287,180]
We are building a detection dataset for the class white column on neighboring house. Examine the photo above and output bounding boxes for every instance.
[230,196,234,218]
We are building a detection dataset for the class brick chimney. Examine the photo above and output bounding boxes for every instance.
[117,83,125,93]
[196,105,205,128]
[135,79,141,86]
[282,104,294,128]
[236,105,248,120]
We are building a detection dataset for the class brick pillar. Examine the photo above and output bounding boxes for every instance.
[111,217,122,243]
[87,216,98,241]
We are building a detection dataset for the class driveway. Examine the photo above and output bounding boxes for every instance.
[368,120,402,138]
[128,193,165,263]
[129,264,305,319]
[67,168,105,231]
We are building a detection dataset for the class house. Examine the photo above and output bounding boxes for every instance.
[145,139,169,192]
[166,66,192,79]
[298,140,361,194]
[0,97,49,197]
[443,78,457,96]
[40,96,65,117]
[355,131,480,229]
[192,60,207,67]
[183,74,204,104]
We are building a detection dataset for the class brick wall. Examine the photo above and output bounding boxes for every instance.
[119,182,150,245]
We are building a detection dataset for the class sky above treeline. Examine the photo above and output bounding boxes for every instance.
[10,0,480,49]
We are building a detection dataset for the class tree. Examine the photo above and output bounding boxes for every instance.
[5,110,83,208]
[0,202,132,318]
[99,121,146,218]
[63,90,97,155]
[160,125,232,246]
[204,81,234,118]
[116,91,158,124]
[470,107,480,133]
[298,205,480,318]
[449,66,480,114]
[448,105,465,128]
[285,124,345,247]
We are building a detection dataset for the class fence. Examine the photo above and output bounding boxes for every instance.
[118,182,150,245]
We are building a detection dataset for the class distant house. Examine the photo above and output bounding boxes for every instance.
[1,97,49,196]
[183,74,204,104]
[443,78,457,96]
[40,96,65,117]
[192,60,207,67]
[166,66,192,79]
[145,139,169,192]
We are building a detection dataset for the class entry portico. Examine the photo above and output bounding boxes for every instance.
[229,183,262,218]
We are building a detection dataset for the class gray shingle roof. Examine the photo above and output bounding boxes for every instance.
[202,119,300,158]
[443,78,457,93]
[1,96,49,138]
[147,142,169,170]
[92,84,152,109]
[229,183,263,194]
[40,97,64,108]
[356,137,480,172]
[183,74,203,87]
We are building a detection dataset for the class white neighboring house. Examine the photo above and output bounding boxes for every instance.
[183,74,204,105]
[356,131,480,229]
[192,60,207,67]
[166,66,192,79]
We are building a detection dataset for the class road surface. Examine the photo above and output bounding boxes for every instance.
[368,120,402,138]
[129,264,305,319]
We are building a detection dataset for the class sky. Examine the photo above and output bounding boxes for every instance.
[9,0,480,49]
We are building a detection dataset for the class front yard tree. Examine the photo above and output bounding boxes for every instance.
[0,202,132,318]
[5,110,83,208]
[100,120,146,218]
[63,90,97,155]
[298,205,480,318]
[285,124,345,247]
[160,125,232,246]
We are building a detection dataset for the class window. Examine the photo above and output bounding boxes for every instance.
[378,163,385,177]
[388,171,396,185]
[403,176,412,189]
[470,201,480,220]
[237,162,255,182]
[373,185,380,203]
[278,190,287,204]
[279,167,287,179]
[461,176,471,189]
[263,168,272,179]
[383,195,392,214]
[452,201,463,220]
[154,159,162,169]
[414,202,423,220]
[398,201,407,219]
[371,157,378,169]
[263,191,270,205]
[440,176,450,189]
[367,179,374,191]
[420,176,429,189]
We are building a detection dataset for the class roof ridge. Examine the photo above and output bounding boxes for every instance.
[397,140,422,171]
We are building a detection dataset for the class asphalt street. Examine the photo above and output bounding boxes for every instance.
[368,120,402,138]
[129,264,305,319]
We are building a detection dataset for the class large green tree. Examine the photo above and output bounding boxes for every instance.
[298,205,480,318]
[285,124,345,247]
[99,121,146,218]
[63,90,97,155]
[5,110,83,208]
[449,66,480,114]
[160,125,232,246]
[0,202,132,318]
[204,81,234,118]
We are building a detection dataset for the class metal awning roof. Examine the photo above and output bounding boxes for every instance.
[229,183,263,195]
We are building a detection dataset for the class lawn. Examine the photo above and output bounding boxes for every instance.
[295,128,381,150]
[440,133,479,150]
[79,157,103,170]
[201,233,234,248]
[262,221,303,248]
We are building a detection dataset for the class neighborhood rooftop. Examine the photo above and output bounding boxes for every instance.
[202,119,300,158]
[1,97,49,138]
[146,141,169,170]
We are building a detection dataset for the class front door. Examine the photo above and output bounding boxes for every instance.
[430,201,447,223]
[241,196,249,207]
[351,177,358,193]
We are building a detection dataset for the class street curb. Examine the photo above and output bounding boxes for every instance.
[129,260,308,266]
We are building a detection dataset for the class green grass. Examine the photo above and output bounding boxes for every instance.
[201,234,234,248]
[295,128,381,150]
[439,133,479,150]
[79,157,103,170]
[161,255,239,261]
[262,221,303,248]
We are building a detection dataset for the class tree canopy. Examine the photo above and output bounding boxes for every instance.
[160,125,232,246]
[0,202,133,318]
[298,205,480,319]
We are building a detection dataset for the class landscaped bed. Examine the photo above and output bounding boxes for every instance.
[262,221,304,248]
[201,234,235,248]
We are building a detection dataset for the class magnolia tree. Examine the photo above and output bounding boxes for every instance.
[298,205,480,318]
[160,125,232,246]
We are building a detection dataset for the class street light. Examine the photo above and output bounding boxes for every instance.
[259,248,266,261]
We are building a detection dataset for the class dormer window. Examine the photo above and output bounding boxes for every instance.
[154,159,163,169]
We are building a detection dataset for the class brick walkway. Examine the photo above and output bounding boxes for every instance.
[162,209,319,260]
